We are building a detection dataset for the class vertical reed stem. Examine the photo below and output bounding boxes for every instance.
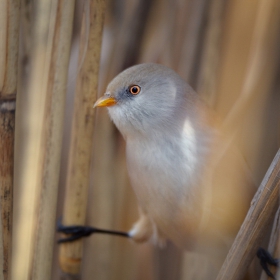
[12,0,74,279]
[59,0,106,275]
[30,0,75,279]
[0,0,20,279]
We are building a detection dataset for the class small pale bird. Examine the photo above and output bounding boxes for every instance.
[93,63,254,257]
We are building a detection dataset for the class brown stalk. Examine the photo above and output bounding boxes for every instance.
[59,0,106,275]
[196,0,227,107]
[222,0,280,131]
[0,0,20,279]
[12,0,74,279]
[260,207,280,280]
[216,149,280,280]
[29,0,76,279]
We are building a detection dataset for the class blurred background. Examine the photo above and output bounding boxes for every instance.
[8,0,280,279]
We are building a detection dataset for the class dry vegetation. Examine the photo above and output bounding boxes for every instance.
[0,0,279,279]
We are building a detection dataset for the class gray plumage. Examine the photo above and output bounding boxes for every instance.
[95,63,253,251]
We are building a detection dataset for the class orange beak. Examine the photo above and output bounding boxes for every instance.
[93,96,117,108]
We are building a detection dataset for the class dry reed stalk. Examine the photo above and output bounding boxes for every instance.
[101,0,152,88]
[176,0,208,85]
[138,0,169,64]
[29,0,75,279]
[221,0,280,131]
[260,207,280,280]
[213,0,259,119]
[196,0,226,107]
[59,0,106,275]
[0,0,20,279]
[11,0,65,279]
[216,149,280,280]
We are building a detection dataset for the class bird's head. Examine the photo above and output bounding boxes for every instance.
[94,63,194,138]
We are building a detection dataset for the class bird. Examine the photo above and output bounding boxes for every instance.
[93,63,254,256]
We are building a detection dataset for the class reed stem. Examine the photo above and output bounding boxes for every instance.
[216,149,280,280]
[59,0,106,275]
[0,0,20,279]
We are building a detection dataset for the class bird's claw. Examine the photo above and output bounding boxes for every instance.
[57,219,129,243]
[57,221,97,243]
[257,247,279,279]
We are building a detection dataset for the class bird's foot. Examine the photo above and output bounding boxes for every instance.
[128,216,155,243]
[57,220,129,243]
[257,247,279,279]
[129,217,166,247]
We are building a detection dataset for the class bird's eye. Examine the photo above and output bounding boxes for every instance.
[129,85,141,95]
